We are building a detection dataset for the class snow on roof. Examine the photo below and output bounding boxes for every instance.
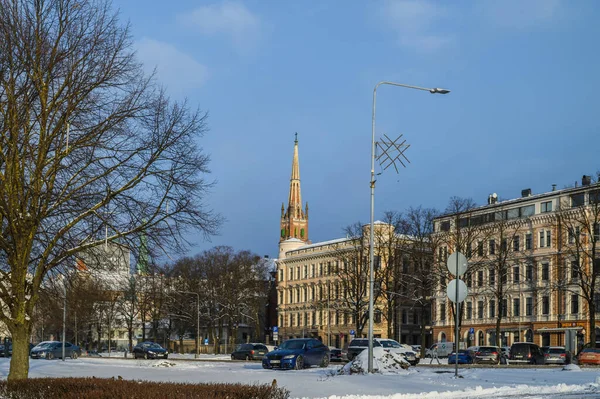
[283,238,304,243]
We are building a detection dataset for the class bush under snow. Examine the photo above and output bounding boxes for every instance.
[338,346,410,375]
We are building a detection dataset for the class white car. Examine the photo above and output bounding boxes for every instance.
[378,339,419,365]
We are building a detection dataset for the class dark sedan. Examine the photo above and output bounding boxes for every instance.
[448,350,473,364]
[30,341,80,359]
[231,343,269,360]
[133,342,168,359]
[262,338,330,370]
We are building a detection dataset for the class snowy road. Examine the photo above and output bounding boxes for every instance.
[1,357,599,398]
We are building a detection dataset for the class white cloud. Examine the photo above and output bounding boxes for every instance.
[177,1,260,53]
[480,0,561,29]
[379,0,453,52]
[135,38,209,94]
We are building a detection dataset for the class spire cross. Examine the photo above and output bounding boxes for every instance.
[294,132,298,143]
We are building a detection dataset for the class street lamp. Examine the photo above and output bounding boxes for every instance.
[181,291,200,359]
[368,81,450,373]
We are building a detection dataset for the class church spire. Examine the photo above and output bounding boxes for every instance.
[280,134,309,243]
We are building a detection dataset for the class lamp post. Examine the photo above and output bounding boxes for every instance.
[368,81,449,373]
[181,291,200,359]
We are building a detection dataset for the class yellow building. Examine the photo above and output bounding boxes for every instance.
[432,176,600,352]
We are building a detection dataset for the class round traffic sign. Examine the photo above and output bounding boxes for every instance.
[446,279,468,303]
[446,252,468,277]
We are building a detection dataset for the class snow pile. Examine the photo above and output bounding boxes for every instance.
[152,361,176,367]
[562,363,581,371]
[339,346,409,375]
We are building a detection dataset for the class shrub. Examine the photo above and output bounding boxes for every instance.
[0,377,289,399]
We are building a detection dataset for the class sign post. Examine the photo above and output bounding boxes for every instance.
[272,326,279,343]
[446,251,468,378]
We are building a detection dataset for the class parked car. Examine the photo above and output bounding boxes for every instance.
[347,338,382,361]
[132,342,168,359]
[448,350,473,364]
[400,343,420,362]
[378,339,419,365]
[30,341,80,360]
[329,348,347,362]
[231,343,269,360]
[262,338,330,370]
[578,348,600,365]
[543,346,571,365]
[0,344,5,357]
[509,342,545,365]
[472,346,502,365]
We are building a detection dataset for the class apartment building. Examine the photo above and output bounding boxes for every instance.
[431,175,600,352]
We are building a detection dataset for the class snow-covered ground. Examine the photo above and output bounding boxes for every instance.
[1,357,599,398]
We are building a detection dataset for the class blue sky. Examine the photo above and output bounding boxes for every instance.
[113,0,600,259]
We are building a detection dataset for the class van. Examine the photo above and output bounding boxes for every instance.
[426,342,454,358]
[509,342,545,364]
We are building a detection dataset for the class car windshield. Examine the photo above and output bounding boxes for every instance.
[279,340,306,350]
[549,348,565,354]
[146,343,162,349]
[583,348,600,353]
[35,342,53,349]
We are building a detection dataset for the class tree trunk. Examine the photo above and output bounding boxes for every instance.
[8,324,31,381]
[128,326,134,352]
[590,301,596,344]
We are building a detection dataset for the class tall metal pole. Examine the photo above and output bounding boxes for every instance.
[196,294,200,358]
[368,82,449,373]
[62,278,66,361]
[455,250,459,378]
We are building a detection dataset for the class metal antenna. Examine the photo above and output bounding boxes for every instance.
[376,133,411,174]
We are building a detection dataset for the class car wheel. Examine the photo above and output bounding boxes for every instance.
[72,351,78,360]
[231,354,235,360]
[295,356,304,370]
[531,358,537,365]
[47,352,53,360]
[320,354,330,368]
[245,355,250,361]
[165,354,168,359]
[143,353,148,359]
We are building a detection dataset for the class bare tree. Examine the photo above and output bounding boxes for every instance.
[0,0,222,379]
[331,222,375,337]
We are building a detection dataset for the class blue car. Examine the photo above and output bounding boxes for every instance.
[448,350,473,364]
[262,338,330,370]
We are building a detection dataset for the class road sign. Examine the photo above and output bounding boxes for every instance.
[446,279,468,303]
[446,252,468,277]
[204,338,209,345]
[273,326,279,333]
[349,329,356,335]
[469,327,475,334]
[272,326,279,341]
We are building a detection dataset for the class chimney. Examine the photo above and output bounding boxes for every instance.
[521,188,532,198]
[487,193,498,205]
[582,175,592,186]
[552,184,556,191]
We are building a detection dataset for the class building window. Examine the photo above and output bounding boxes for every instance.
[571,193,585,207]
[513,266,520,283]
[478,270,484,287]
[547,230,552,247]
[413,311,418,325]
[595,223,600,241]
[440,221,450,232]
[489,269,495,286]
[542,296,550,315]
[311,264,315,277]
[513,298,520,317]
[489,239,495,255]
[568,227,580,244]
[571,260,580,280]
[279,269,284,282]
[478,241,484,257]
[304,265,308,279]
[478,301,484,319]
[440,303,446,321]
[526,263,533,281]
[539,231,545,248]
[501,238,508,252]
[402,257,409,274]
[595,293,600,311]
[490,300,496,318]
[513,236,520,252]
[467,302,472,319]
[402,309,408,324]
[501,299,508,317]
[571,294,579,314]
[542,263,549,280]
[501,270,507,284]
[525,233,532,250]
[374,309,382,323]
[526,297,533,316]
[541,201,552,213]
